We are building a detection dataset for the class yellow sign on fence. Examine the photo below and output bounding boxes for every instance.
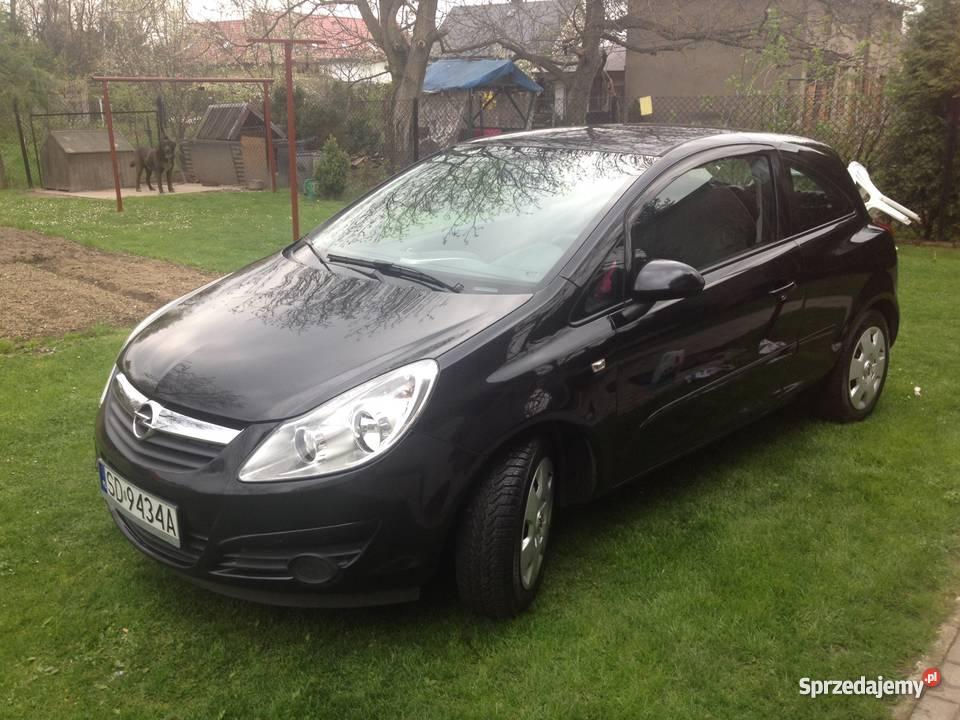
[638,96,653,117]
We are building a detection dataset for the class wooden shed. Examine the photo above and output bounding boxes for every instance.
[182,103,284,187]
[40,129,137,192]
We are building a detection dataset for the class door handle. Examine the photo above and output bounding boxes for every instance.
[768,281,797,302]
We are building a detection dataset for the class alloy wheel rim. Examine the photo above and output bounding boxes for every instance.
[519,457,554,590]
[849,325,887,411]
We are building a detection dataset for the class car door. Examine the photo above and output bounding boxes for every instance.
[776,149,867,381]
[603,145,806,486]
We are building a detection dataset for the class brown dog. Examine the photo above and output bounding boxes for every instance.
[131,137,177,193]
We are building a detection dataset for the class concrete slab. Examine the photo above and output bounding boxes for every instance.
[31,183,247,200]
[895,599,960,720]
[911,696,959,720]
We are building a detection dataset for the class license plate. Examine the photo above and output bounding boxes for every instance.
[98,461,180,547]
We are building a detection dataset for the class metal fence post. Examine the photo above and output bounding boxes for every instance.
[411,97,419,164]
[938,93,960,244]
[13,101,33,188]
[155,94,167,137]
[28,114,41,187]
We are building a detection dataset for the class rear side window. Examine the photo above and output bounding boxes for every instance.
[785,161,855,234]
[631,154,777,271]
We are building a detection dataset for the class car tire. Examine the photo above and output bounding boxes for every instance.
[819,308,890,422]
[455,437,556,618]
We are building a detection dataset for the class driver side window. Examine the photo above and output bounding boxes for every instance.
[631,154,776,271]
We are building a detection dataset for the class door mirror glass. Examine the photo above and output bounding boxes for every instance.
[632,259,705,302]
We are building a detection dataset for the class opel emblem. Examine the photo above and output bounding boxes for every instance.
[132,401,159,440]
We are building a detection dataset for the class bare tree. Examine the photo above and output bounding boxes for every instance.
[438,0,592,123]
[193,0,442,165]
[439,0,753,124]
[18,0,111,74]
[351,0,442,166]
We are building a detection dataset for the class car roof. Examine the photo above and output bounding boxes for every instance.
[465,124,834,158]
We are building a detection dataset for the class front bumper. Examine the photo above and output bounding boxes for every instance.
[94,391,477,607]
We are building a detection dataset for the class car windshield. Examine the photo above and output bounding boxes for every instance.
[306,144,657,293]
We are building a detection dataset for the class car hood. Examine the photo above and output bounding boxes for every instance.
[120,252,530,423]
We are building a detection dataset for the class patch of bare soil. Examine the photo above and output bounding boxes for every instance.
[0,227,216,341]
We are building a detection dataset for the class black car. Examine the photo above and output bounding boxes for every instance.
[95,126,898,617]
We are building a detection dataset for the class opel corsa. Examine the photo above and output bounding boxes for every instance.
[95,126,899,617]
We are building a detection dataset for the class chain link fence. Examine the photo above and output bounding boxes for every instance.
[283,88,538,194]
[106,84,888,201]
[16,81,944,229]
[26,109,161,190]
[321,89,905,174]
[626,94,903,165]
[293,91,535,173]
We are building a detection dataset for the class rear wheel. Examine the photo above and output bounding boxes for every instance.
[455,437,555,618]
[818,309,890,422]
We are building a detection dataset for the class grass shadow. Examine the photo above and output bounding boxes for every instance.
[558,397,818,535]
[131,397,824,636]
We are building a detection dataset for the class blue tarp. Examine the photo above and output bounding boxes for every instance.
[422,59,542,94]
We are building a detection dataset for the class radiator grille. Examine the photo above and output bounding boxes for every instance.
[104,382,226,472]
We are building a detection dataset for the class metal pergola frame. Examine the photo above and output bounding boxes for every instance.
[246,39,329,240]
[90,75,277,215]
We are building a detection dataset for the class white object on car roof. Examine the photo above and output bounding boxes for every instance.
[848,161,921,225]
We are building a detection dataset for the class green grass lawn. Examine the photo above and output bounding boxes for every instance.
[0,189,343,273]
[1,201,960,718]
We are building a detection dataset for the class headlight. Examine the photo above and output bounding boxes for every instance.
[239,359,439,482]
[98,366,117,407]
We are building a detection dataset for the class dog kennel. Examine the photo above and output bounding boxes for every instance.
[182,103,285,186]
[40,128,138,192]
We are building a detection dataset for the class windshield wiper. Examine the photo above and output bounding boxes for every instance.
[302,240,332,272]
[326,254,463,293]
[376,262,464,293]
[323,252,379,279]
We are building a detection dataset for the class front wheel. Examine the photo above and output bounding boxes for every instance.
[455,438,555,618]
[818,309,890,422]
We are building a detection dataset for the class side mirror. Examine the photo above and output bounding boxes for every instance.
[632,259,704,302]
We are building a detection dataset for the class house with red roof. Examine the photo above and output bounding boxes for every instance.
[187,12,388,83]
